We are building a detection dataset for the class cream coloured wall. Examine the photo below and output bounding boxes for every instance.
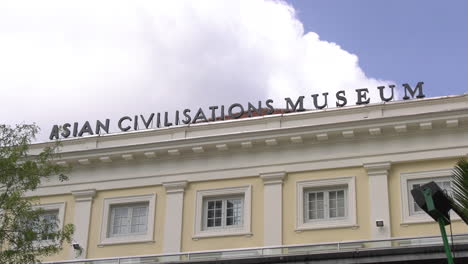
[37,194,74,262]
[389,158,468,238]
[181,177,264,252]
[86,186,166,259]
[283,167,371,245]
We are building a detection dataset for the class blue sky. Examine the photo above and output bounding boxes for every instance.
[286,0,468,97]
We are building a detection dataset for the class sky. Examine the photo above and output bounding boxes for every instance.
[0,0,466,141]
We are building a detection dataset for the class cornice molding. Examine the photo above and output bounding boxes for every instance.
[163,181,188,194]
[364,162,391,177]
[72,189,96,202]
[260,171,286,185]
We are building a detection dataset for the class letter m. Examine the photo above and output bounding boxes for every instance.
[285,96,305,112]
[402,82,425,100]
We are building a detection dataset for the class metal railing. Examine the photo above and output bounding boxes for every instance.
[44,233,468,264]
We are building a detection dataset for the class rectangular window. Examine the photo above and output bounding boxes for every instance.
[40,210,59,240]
[100,194,156,245]
[34,210,59,241]
[203,197,243,230]
[408,177,451,216]
[109,203,149,237]
[194,185,251,238]
[304,188,346,222]
[400,169,457,224]
[296,177,356,230]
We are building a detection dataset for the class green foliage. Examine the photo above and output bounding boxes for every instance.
[0,124,74,264]
[451,158,468,220]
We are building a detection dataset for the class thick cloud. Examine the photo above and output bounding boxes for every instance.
[0,0,393,141]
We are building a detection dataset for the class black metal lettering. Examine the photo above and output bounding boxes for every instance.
[192,108,208,123]
[356,88,370,105]
[164,112,173,127]
[266,99,275,114]
[183,109,192,124]
[209,106,218,121]
[49,125,60,140]
[96,119,110,134]
[78,121,94,136]
[228,103,244,118]
[403,82,425,99]
[378,85,394,102]
[312,93,328,109]
[284,96,305,112]
[61,123,71,138]
[140,114,154,129]
[336,91,347,107]
[118,116,132,131]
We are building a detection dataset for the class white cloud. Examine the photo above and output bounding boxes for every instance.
[0,0,394,141]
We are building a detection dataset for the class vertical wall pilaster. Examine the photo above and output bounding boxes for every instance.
[260,172,286,246]
[71,189,96,259]
[162,181,187,253]
[364,162,392,240]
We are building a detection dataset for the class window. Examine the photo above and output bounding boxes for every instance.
[400,169,457,224]
[109,203,148,237]
[37,210,59,240]
[304,188,347,222]
[32,203,65,242]
[194,186,251,238]
[203,196,243,230]
[408,178,451,216]
[100,194,156,245]
[296,177,356,230]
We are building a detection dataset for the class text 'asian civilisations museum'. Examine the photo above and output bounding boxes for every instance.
[31,82,468,263]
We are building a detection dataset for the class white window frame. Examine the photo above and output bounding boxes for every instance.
[400,169,458,224]
[202,196,244,230]
[99,194,156,245]
[296,177,356,230]
[33,202,66,242]
[193,185,251,239]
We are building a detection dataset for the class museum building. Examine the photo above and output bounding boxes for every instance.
[32,94,468,263]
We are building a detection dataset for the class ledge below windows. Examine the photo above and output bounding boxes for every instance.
[192,231,253,240]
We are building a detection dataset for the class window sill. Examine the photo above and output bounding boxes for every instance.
[98,238,155,247]
[192,231,253,240]
[401,217,462,226]
[296,222,358,232]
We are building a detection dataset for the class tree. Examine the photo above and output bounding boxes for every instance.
[451,158,468,220]
[0,124,74,264]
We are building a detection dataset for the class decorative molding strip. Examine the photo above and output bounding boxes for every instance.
[78,159,91,165]
[342,130,354,138]
[364,162,391,177]
[122,154,134,161]
[260,171,286,185]
[163,181,188,194]
[144,152,156,158]
[241,141,253,149]
[99,156,112,163]
[446,119,459,128]
[216,144,229,151]
[394,125,407,133]
[265,139,278,146]
[290,136,303,143]
[168,149,180,156]
[56,161,68,166]
[72,189,96,202]
[369,128,382,136]
[316,133,328,141]
[192,146,204,153]
[420,122,432,130]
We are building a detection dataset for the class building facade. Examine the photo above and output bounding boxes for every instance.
[30,94,468,263]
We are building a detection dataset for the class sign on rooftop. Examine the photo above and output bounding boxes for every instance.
[49,82,425,140]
